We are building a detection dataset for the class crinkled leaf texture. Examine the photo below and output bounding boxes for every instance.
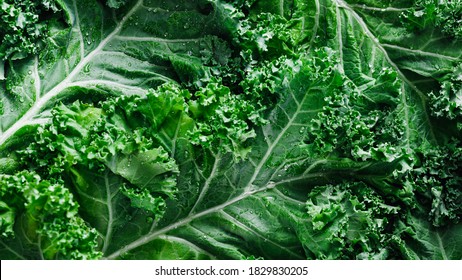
[1,0,462,259]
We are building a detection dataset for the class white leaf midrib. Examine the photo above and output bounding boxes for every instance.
[335,0,345,74]
[187,153,221,215]
[102,170,115,254]
[307,0,321,50]
[73,0,85,60]
[435,232,448,260]
[105,172,327,259]
[0,0,144,146]
[105,182,278,259]
[382,43,460,61]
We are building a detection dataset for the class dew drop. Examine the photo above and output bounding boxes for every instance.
[83,64,91,73]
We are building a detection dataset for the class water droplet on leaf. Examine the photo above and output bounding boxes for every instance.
[83,64,91,73]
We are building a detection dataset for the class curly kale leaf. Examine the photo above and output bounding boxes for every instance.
[0,171,101,259]
[0,0,62,60]
[401,0,462,39]
[406,143,462,227]
[429,63,462,122]
[19,90,182,220]
[305,182,401,260]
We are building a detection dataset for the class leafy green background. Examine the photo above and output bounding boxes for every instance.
[1,0,461,259]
